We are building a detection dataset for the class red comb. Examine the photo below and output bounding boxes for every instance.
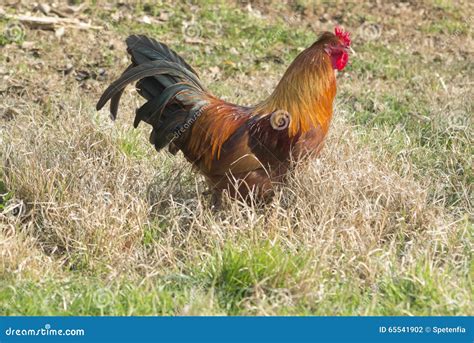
[335,26,351,47]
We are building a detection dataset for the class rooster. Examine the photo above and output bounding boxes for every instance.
[97,27,351,205]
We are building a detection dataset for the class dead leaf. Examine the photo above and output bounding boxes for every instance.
[158,11,170,22]
[55,26,65,38]
[229,47,239,55]
[208,66,221,79]
[138,15,152,25]
[184,37,204,44]
[20,41,36,49]
[37,3,51,15]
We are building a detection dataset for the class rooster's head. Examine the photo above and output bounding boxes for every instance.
[324,27,351,71]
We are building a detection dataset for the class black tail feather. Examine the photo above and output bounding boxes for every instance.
[126,35,198,75]
[96,35,208,151]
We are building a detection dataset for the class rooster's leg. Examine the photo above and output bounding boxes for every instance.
[201,189,212,196]
[168,142,179,155]
[211,191,222,210]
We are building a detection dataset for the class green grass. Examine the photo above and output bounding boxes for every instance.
[117,128,149,159]
[200,243,308,314]
[422,19,469,35]
[0,178,12,212]
[2,253,471,316]
[348,43,415,81]
[0,19,26,46]
[0,277,191,316]
[346,86,472,211]
[103,1,313,73]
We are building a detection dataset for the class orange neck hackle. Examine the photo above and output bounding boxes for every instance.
[255,39,337,137]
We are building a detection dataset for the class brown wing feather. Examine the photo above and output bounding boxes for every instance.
[182,98,251,172]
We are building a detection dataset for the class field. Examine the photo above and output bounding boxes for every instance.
[0,0,472,315]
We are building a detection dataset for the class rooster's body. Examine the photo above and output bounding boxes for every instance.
[97,28,351,204]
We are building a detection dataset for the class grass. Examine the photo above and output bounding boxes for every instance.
[0,0,472,315]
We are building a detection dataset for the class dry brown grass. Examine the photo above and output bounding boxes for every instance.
[0,0,472,315]
[1,92,470,314]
